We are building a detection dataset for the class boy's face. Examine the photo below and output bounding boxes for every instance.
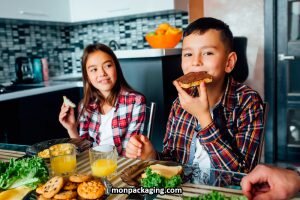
[181,29,235,86]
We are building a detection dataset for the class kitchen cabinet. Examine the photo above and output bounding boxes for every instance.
[119,55,182,152]
[0,0,70,22]
[0,0,188,23]
[0,88,82,145]
[69,0,188,22]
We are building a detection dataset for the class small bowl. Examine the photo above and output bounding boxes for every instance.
[145,33,182,48]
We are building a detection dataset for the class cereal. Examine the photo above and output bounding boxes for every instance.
[38,149,50,158]
[38,143,74,159]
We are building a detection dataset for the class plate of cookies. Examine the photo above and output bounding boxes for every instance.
[26,138,92,159]
[24,173,111,200]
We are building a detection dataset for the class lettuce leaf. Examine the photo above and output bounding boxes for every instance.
[141,167,182,188]
[0,160,8,175]
[0,156,49,190]
[183,191,247,200]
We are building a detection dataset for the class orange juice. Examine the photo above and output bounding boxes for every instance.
[50,154,76,175]
[91,159,117,177]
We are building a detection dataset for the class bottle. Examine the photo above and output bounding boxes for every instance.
[41,58,49,81]
[32,58,43,83]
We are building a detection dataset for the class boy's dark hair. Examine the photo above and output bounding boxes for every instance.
[183,17,234,52]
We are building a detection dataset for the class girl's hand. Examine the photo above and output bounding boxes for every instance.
[173,80,212,128]
[59,103,76,131]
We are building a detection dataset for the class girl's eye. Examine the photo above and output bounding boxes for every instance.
[90,68,97,72]
[183,53,192,57]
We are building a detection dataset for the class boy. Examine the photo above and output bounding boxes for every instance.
[126,17,264,173]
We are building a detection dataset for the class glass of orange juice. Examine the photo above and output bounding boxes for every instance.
[50,143,76,176]
[89,145,118,179]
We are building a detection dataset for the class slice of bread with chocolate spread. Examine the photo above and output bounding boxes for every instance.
[176,72,213,89]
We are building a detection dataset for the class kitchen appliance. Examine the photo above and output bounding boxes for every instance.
[15,57,44,83]
[32,58,43,83]
[15,57,34,83]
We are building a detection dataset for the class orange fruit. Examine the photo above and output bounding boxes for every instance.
[158,23,171,31]
[155,29,166,35]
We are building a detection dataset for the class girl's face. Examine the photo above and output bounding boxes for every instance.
[86,51,117,98]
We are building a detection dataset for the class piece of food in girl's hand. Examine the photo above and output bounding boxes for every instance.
[63,96,76,108]
[141,164,182,188]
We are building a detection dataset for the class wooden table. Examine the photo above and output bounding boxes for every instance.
[0,148,26,162]
[0,148,245,200]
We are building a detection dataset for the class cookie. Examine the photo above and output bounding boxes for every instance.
[54,190,77,199]
[42,176,64,198]
[63,181,78,190]
[36,184,45,194]
[69,174,91,183]
[77,180,105,199]
[37,195,51,200]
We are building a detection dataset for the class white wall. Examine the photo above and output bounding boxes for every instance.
[204,0,264,99]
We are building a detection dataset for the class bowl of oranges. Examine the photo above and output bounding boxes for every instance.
[145,23,182,48]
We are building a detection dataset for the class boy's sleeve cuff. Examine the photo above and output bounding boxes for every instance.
[196,121,221,144]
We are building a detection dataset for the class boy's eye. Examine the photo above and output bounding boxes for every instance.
[183,53,192,57]
[203,52,213,56]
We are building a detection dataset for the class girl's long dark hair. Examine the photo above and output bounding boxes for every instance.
[79,43,135,117]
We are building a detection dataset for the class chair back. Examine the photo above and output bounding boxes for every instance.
[144,102,156,139]
[257,102,269,163]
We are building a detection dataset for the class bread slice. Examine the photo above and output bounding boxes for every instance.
[176,72,213,89]
[63,96,76,108]
[142,164,183,179]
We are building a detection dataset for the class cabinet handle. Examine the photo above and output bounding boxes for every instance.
[108,8,130,12]
[278,54,295,61]
[19,10,48,17]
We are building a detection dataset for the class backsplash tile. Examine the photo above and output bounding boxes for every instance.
[0,13,188,83]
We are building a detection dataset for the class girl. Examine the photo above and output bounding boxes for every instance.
[59,43,146,156]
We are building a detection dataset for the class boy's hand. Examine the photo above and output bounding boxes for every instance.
[173,80,212,128]
[126,135,156,160]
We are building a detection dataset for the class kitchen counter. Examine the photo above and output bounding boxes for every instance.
[114,48,181,58]
[0,81,83,102]
[51,48,182,81]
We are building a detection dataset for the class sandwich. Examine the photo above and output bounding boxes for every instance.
[63,96,76,108]
[176,71,213,89]
[141,164,183,179]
